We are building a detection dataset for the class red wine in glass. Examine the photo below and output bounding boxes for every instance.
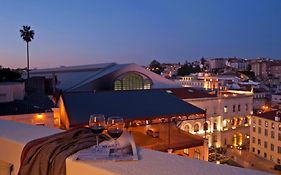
[107,116,124,147]
[92,125,105,135]
[89,114,106,150]
[108,128,123,140]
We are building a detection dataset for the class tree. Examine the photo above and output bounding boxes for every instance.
[177,62,200,76]
[149,60,164,74]
[20,25,35,79]
[0,67,21,82]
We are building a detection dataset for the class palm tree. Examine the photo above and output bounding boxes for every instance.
[20,25,34,79]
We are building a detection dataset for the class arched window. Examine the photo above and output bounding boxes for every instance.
[122,73,143,90]
[194,124,199,132]
[114,80,122,90]
[113,72,152,90]
[184,125,190,133]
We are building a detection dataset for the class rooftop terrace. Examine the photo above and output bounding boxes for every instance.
[0,120,271,175]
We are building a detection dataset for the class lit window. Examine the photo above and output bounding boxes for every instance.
[224,106,228,113]
[184,125,190,133]
[113,73,152,90]
[265,121,268,127]
[194,124,199,132]
[114,80,122,90]
[144,79,151,89]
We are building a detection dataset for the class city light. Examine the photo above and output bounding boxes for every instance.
[36,114,43,120]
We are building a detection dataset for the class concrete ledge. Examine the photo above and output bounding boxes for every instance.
[0,120,271,175]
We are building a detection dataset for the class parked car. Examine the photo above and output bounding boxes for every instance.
[146,128,160,138]
[274,164,281,171]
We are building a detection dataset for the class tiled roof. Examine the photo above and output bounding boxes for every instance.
[253,88,267,93]
[166,87,216,99]
[255,110,281,121]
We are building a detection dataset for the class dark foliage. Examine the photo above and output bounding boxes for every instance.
[0,68,21,81]
[177,63,201,76]
[149,60,164,74]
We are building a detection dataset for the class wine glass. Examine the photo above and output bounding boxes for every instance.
[107,116,124,147]
[89,114,106,150]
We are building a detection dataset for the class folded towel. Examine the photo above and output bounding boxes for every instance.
[18,127,108,175]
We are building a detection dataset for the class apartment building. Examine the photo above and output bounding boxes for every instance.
[250,110,281,165]
[168,88,253,148]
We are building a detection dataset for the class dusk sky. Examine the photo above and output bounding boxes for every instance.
[1,0,281,69]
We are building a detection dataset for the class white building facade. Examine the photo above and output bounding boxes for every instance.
[177,91,253,148]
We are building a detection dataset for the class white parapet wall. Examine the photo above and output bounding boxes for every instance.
[0,120,271,175]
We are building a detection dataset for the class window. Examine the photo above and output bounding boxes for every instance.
[271,131,275,139]
[224,106,228,113]
[258,127,261,134]
[144,80,151,89]
[184,125,190,133]
[264,153,267,158]
[114,80,122,90]
[114,73,152,90]
[238,105,241,112]
[252,147,255,153]
[265,121,268,127]
[194,124,199,132]
[279,124,281,131]
[279,133,281,141]
[258,139,261,145]
[257,149,260,155]
[122,73,143,90]
[253,118,256,124]
[252,137,255,143]
[264,141,268,148]
[271,144,274,151]
[265,129,268,136]
[270,155,274,161]
[213,135,217,143]
[278,159,281,164]
[233,105,236,112]
[252,126,256,132]
[213,123,217,130]
[272,123,275,129]
[278,146,281,154]
[258,119,261,125]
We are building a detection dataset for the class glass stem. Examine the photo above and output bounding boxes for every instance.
[96,135,99,147]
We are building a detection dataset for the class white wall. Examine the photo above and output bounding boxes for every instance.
[0,112,54,128]
[0,83,25,103]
